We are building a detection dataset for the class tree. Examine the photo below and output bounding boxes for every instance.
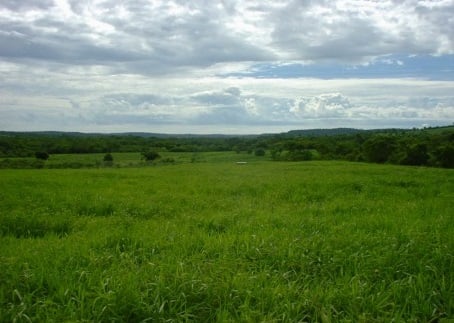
[142,150,160,161]
[401,143,429,166]
[103,153,113,162]
[431,144,454,168]
[254,148,266,156]
[362,135,398,163]
[35,151,49,160]
[103,153,114,166]
[287,149,313,161]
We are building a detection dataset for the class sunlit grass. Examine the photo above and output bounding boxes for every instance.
[0,158,453,321]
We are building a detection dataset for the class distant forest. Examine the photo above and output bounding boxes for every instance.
[0,126,453,168]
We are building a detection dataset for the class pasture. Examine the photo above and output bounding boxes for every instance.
[0,155,453,321]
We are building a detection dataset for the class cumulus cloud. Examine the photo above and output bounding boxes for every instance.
[1,76,453,132]
[290,93,352,118]
[191,88,241,106]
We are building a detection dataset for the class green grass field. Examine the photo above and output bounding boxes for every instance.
[0,155,453,322]
[1,151,268,169]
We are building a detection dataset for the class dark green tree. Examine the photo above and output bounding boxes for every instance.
[103,153,114,166]
[142,150,160,161]
[401,143,429,166]
[254,148,266,156]
[103,153,113,162]
[35,151,49,160]
[363,135,398,163]
[431,144,454,168]
[288,149,313,161]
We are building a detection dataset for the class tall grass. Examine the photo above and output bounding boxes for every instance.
[0,158,453,321]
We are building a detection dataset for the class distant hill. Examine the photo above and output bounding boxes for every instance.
[120,132,256,138]
[283,128,366,137]
[278,125,454,138]
[0,125,452,139]
[0,131,253,139]
[416,125,454,134]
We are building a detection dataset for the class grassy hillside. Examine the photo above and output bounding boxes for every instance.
[0,159,453,321]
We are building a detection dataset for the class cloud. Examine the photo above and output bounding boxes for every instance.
[290,93,352,118]
[1,76,453,132]
[190,88,241,106]
[0,1,453,133]
[1,0,452,73]
[269,0,454,62]
[0,0,273,75]
[0,0,54,11]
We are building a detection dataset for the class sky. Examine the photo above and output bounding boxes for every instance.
[0,0,453,134]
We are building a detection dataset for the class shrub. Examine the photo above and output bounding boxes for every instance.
[35,151,49,160]
[103,153,113,162]
[254,148,266,156]
[363,135,398,163]
[103,153,114,166]
[287,149,313,161]
[431,144,454,168]
[400,143,429,166]
[141,150,160,162]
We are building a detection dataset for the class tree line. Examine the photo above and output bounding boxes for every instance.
[0,126,453,168]
[265,128,453,168]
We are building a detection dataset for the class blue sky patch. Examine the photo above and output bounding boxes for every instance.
[223,55,454,80]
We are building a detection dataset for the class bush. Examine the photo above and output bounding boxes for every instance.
[431,144,454,168]
[287,149,313,161]
[363,135,398,163]
[142,150,160,162]
[35,151,49,160]
[103,153,114,166]
[254,148,266,156]
[400,143,429,166]
[103,153,113,162]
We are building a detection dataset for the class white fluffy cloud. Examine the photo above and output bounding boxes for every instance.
[290,93,352,118]
[1,74,452,133]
